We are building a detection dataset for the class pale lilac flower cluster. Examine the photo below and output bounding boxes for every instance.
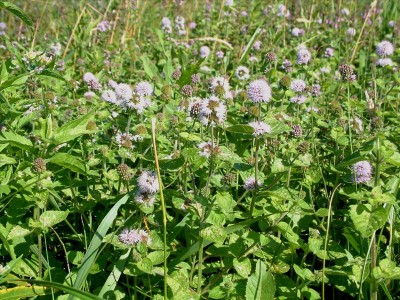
[247,79,272,103]
[115,132,139,149]
[118,228,152,246]
[249,121,271,136]
[376,58,393,67]
[325,48,334,57]
[0,22,6,35]
[97,20,111,32]
[200,46,210,58]
[199,95,227,126]
[135,170,159,206]
[352,161,372,183]
[216,51,224,60]
[282,59,293,72]
[346,28,356,37]
[198,141,220,157]
[297,47,311,65]
[243,177,262,190]
[291,28,305,37]
[290,79,307,104]
[50,42,62,56]
[225,0,234,7]
[83,72,102,90]
[175,16,186,36]
[101,80,152,114]
[376,41,394,57]
[161,17,172,33]
[277,4,290,18]
[253,40,262,51]
[290,79,306,92]
[209,76,233,99]
[235,66,250,80]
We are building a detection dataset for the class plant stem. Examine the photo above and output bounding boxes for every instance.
[151,118,168,300]
[249,137,259,217]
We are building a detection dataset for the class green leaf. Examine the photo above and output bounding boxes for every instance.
[48,153,86,174]
[349,204,388,238]
[200,225,227,244]
[246,260,275,300]
[0,74,29,90]
[0,154,17,167]
[39,210,69,228]
[147,251,169,265]
[36,70,67,82]
[373,259,400,280]
[40,115,53,140]
[0,2,34,29]
[140,55,159,80]
[52,111,97,144]
[225,124,254,135]
[7,225,32,240]
[0,131,33,151]
[233,257,252,278]
[136,258,154,274]
[70,194,129,299]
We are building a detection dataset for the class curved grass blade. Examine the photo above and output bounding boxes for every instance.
[5,279,102,300]
[98,248,131,298]
[69,194,130,299]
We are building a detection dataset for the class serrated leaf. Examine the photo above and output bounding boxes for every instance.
[200,225,227,244]
[136,258,153,274]
[39,210,69,228]
[48,153,86,174]
[225,124,254,135]
[52,111,97,144]
[0,154,17,167]
[233,257,252,278]
[147,251,168,265]
[0,2,34,28]
[140,55,159,80]
[349,204,388,238]
[7,225,32,240]
[0,131,33,151]
[246,260,275,300]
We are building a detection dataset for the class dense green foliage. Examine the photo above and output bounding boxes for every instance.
[0,0,400,299]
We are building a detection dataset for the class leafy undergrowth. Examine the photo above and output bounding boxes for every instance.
[0,0,400,299]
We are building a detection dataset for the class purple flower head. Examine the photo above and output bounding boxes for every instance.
[346,28,356,36]
[376,41,394,57]
[83,72,102,90]
[241,11,248,17]
[200,46,210,58]
[325,47,334,57]
[253,40,262,51]
[249,121,271,136]
[297,48,311,65]
[290,79,306,92]
[101,90,118,104]
[115,83,133,102]
[291,28,305,37]
[376,58,393,67]
[97,20,111,32]
[352,161,372,183]
[290,95,307,104]
[216,51,224,59]
[244,177,262,190]
[247,79,272,103]
[138,170,159,194]
[235,66,250,80]
[135,81,153,96]
[189,22,196,29]
[199,95,227,125]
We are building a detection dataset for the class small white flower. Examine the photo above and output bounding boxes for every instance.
[249,121,271,136]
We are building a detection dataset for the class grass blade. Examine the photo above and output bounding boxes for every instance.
[69,194,129,298]
[98,248,131,298]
